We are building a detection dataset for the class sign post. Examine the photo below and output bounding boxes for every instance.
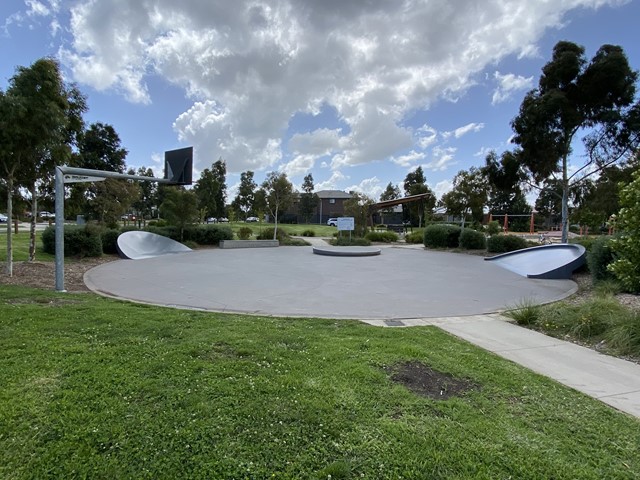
[337,217,355,242]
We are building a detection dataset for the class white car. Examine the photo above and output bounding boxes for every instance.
[39,211,55,219]
[327,218,338,227]
[246,216,259,222]
[0,213,8,223]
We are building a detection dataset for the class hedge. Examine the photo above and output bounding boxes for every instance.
[487,234,529,253]
[423,224,461,248]
[459,228,486,250]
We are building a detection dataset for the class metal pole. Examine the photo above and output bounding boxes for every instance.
[54,166,65,292]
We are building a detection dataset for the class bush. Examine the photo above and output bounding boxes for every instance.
[459,228,486,250]
[331,236,371,246]
[256,227,289,241]
[404,230,424,244]
[423,224,461,249]
[587,235,616,283]
[42,225,103,258]
[187,225,234,245]
[486,220,501,236]
[365,231,398,243]
[101,228,121,254]
[301,229,316,237]
[237,227,253,240]
[487,234,529,253]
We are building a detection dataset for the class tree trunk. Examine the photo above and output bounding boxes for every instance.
[5,180,13,276]
[29,185,37,262]
[273,205,279,240]
[561,154,569,243]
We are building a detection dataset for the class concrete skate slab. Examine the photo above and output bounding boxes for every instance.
[485,243,586,279]
[116,230,192,260]
[85,246,577,320]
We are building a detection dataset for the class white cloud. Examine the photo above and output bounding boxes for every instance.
[426,146,457,172]
[281,154,316,178]
[315,170,348,191]
[391,150,426,167]
[55,0,624,175]
[444,122,485,139]
[434,179,453,200]
[288,128,341,156]
[492,71,535,105]
[416,124,438,149]
[25,0,50,17]
[345,177,384,200]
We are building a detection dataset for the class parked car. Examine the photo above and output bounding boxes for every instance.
[0,213,8,223]
[39,211,55,219]
[206,217,218,223]
[327,218,338,227]
[246,216,259,222]
[218,217,229,222]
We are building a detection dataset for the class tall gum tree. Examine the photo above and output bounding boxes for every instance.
[511,41,639,243]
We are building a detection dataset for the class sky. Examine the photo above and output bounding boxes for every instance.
[1,0,639,203]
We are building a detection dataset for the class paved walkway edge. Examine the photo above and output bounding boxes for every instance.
[361,315,640,419]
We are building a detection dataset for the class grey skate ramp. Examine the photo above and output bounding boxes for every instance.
[485,244,586,279]
[116,231,192,260]
[85,247,577,320]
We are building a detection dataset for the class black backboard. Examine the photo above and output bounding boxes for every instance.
[164,147,193,185]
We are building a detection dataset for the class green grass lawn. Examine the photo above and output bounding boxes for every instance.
[1,286,639,479]
[0,231,55,262]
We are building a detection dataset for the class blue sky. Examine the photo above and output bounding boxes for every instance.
[1,0,639,202]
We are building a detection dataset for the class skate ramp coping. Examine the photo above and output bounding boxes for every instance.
[117,231,192,260]
[484,243,586,279]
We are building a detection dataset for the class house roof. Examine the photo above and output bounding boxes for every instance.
[315,190,352,199]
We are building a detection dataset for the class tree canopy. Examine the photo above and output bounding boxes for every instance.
[262,172,294,240]
[511,41,639,242]
[298,173,318,224]
[403,166,435,227]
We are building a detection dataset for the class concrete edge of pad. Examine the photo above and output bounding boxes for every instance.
[219,240,280,249]
[312,246,381,257]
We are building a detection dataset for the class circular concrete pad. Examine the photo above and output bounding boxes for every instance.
[85,246,577,320]
[313,246,381,257]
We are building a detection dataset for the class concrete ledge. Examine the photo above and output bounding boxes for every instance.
[219,240,279,249]
[313,246,381,257]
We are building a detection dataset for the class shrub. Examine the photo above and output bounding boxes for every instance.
[459,228,486,250]
[331,237,371,246]
[486,220,501,236]
[487,234,528,253]
[365,231,398,243]
[605,310,640,358]
[145,225,181,241]
[404,229,424,244]
[101,228,121,254]
[237,227,253,240]
[423,224,461,249]
[609,170,640,293]
[506,300,541,326]
[42,225,102,258]
[587,235,616,283]
[183,240,198,249]
[301,229,316,237]
[256,227,289,241]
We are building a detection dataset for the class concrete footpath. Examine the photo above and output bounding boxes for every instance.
[363,314,640,419]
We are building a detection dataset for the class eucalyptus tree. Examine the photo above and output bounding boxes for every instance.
[511,41,639,242]
[262,172,294,240]
[298,173,318,224]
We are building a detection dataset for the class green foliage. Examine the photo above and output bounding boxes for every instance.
[605,310,640,359]
[237,226,253,240]
[100,228,121,254]
[365,231,398,243]
[159,188,199,241]
[301,229,316,237]
[42,225,102,258]
[609,170,640,293]
[486,220,501,236]
[145,225,232,245]
[487,234,528,253]
[587,236,616,283]
[256,227,289,241]
[423,224,461,249]
[331,236,371,246]
[343,192,374,237]
[459,228,487,250]
[506,300,541,326]
[404,229,424,244]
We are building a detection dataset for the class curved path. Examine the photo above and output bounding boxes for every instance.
[84,245,577,320]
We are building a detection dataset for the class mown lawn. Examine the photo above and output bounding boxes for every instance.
[0,231,55,262]
[1,286,639,479]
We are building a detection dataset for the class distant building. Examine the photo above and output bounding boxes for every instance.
[315,190,352,224]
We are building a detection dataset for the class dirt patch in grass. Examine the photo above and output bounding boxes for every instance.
[0,256,118,292]
[386,361,479,400]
